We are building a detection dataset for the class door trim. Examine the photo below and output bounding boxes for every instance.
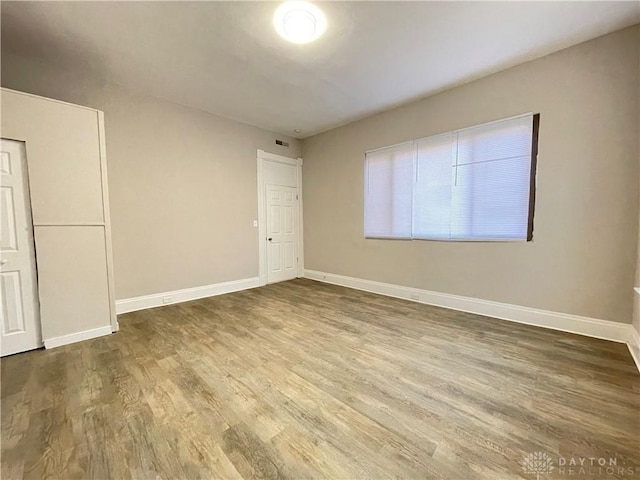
[257,150,303,286]
[44,325,112,350]
[97,111,119,333]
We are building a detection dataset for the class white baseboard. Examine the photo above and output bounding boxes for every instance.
[628,326,640,372]
[115,277,260,315]
[44,325,112,349]
[628,285,640,371]
[305,269,639,371]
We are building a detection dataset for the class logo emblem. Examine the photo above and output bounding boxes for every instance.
[522,451,555,479]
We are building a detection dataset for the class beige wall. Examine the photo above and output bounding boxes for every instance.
[634,35,640,339]
[302,26,640,324]
[1,52,301,300]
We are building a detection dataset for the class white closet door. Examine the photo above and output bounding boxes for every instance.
[0,139,42,356]
[266,184,297,284]
[1,88,117,346]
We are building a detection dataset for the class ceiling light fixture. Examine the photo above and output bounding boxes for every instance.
[273,1,326,44]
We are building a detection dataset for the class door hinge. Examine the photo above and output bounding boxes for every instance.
[296,194,299,200]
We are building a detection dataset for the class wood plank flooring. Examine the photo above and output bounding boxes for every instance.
[2,278,639,479]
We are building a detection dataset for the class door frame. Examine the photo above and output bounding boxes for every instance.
[257,149,303,286]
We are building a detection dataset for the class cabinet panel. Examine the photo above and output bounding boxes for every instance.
[34,226,111,340]
[0,90,104,224]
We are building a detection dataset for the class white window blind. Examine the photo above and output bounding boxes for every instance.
[434,115,533,240]
[364,141,414,238]
[364,114,537,241]
[413,133,456,239]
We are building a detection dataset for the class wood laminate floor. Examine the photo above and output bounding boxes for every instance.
[2,279,639,479]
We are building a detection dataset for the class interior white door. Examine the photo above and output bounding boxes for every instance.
[266,184,297,284]
[0,139,41,356]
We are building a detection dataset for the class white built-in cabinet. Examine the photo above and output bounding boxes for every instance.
[0,88,117,348]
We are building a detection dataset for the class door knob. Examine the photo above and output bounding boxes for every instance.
[0,259,7,265]
[268,238,273,242]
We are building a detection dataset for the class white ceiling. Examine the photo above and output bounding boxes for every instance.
[2,1,639,138]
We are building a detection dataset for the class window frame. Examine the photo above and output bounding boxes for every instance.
[363,113,540,242]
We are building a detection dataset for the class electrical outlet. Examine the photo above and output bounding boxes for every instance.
[162,296,173,304]
[253,220,258,227]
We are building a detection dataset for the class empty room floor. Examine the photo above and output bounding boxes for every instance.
[2,279,638,479]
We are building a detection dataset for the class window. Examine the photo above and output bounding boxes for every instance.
[364,113,539,241]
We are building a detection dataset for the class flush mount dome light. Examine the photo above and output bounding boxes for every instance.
[273,1,326,44]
